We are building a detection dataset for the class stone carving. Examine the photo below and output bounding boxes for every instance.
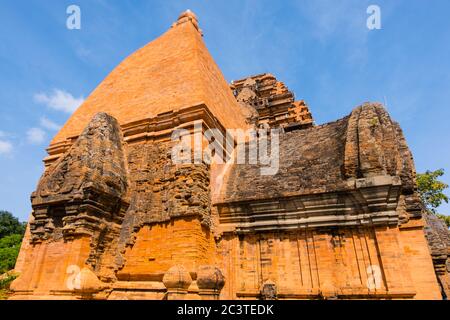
[231,73,314,130]
[424,213,450,298]
[10,10,448,300]
[29,112,129,282]
[260,280,277,300]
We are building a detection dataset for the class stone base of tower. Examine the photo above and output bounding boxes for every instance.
[216,220,441,300]
[10,219,441,300]
[10,217,225,301]
[10,235,95,300]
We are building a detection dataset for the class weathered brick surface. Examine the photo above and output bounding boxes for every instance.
[217,226,430,299]
[219,117,348,202]
[11,10,446,300]
[231,73,314,129]
[219,103,421,207]
[11,236,93,300]
[424,213,450,298]
[118,218,215,278]
[51,11,248,145]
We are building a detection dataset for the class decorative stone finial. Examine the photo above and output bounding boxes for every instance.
[163,265,193,290]
[196,265,225,300]
[178,9,198,22]
[172,10,203,35]
[73,268,107,293]
[197,265,225,291]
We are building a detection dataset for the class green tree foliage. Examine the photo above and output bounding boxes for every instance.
[436,214,450,228]
[417,169,449,213]
[417,169,450,228]
[0,211,26,275]
[0,211,26,239]
[0,234,23,274]
[0,273,17,299]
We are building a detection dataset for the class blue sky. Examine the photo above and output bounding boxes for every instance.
[0,0,449,222]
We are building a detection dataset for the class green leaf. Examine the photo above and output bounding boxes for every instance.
[0,211,26,239]
[417,169,449,213]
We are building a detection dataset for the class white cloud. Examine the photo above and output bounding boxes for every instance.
[0,140,13,155]
[26,128,46,145]
[40,116,62,131]
[34,89,84,114]
[294,0,370,45]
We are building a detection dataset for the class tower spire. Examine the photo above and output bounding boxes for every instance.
[49,10,247,145]
[172,9,202,35]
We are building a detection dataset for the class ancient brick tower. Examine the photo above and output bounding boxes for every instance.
[11,11,449,300]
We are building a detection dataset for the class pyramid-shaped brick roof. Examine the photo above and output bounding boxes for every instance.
[52,10,248,144]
